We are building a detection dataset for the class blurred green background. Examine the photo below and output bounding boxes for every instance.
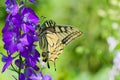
[0,0,120,80]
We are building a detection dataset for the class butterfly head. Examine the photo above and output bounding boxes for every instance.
[36,24,43,35]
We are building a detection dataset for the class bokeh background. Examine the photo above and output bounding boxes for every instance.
[0,0,120,80]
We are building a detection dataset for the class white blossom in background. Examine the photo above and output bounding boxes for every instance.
[107,37,118,52]
[118,2,120,7]
[112,22,119,30]
[114,51,120,70]
[108,9,120,20]
[109,66,118,80]
[109,0,118,6]
[109,51,120,80]
[110,0,120,7]
[97,9,106,17]
[97,0,120,80]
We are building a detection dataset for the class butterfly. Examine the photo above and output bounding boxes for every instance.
[37,20,82,70]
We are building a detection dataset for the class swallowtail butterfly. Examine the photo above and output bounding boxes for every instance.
[37,20,82,70]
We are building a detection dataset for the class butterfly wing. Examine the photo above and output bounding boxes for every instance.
[55,25,82,45]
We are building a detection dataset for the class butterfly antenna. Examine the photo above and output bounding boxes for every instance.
[40,16,46,24]
[54,61,56,71]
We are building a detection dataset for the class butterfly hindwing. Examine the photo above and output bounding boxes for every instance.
[46,32,64,62]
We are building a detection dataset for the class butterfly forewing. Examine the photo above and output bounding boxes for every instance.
[55,25,82,45]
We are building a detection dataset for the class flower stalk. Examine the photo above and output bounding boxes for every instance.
[18,54,22,79]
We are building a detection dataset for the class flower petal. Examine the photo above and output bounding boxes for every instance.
[24,67,35,78]
[43,74,52,80]
[20,73,25,80]
[15,59,24,69]
[2,56,12,72]
[29,0,36,3]
[6,5,19,15]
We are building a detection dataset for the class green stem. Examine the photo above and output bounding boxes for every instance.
[11,64,18,73]
[18,54,22,80]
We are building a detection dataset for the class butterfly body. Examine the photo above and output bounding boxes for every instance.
[37,20,82,69]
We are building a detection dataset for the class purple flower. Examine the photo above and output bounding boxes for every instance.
[29,0,36,3]
[24,67,36,78]
[5,0,16,6]
[20,73,32,80]
[1,0,52,80]
[6,4,19,15]
[2,7,40,73]
[0,52,19,73]
[2,55,12,72]
[15,59,24,69]
[30,72,52,80]
[17,44,40,71]
[5,0,18,15]
[3,32,19,54]
[20,70,52,80]
[20,34,34,46]
[21,7,39,33]
[2,7,39,56]
[19,68,41,80]
[24,47,40,68]
[43,74,52,80]
[2,19,16,34]
[2,14,21,34]
[20,73,25,80]
[11,13,21,28]
[30,72,43,80]
[1,54,8,62]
